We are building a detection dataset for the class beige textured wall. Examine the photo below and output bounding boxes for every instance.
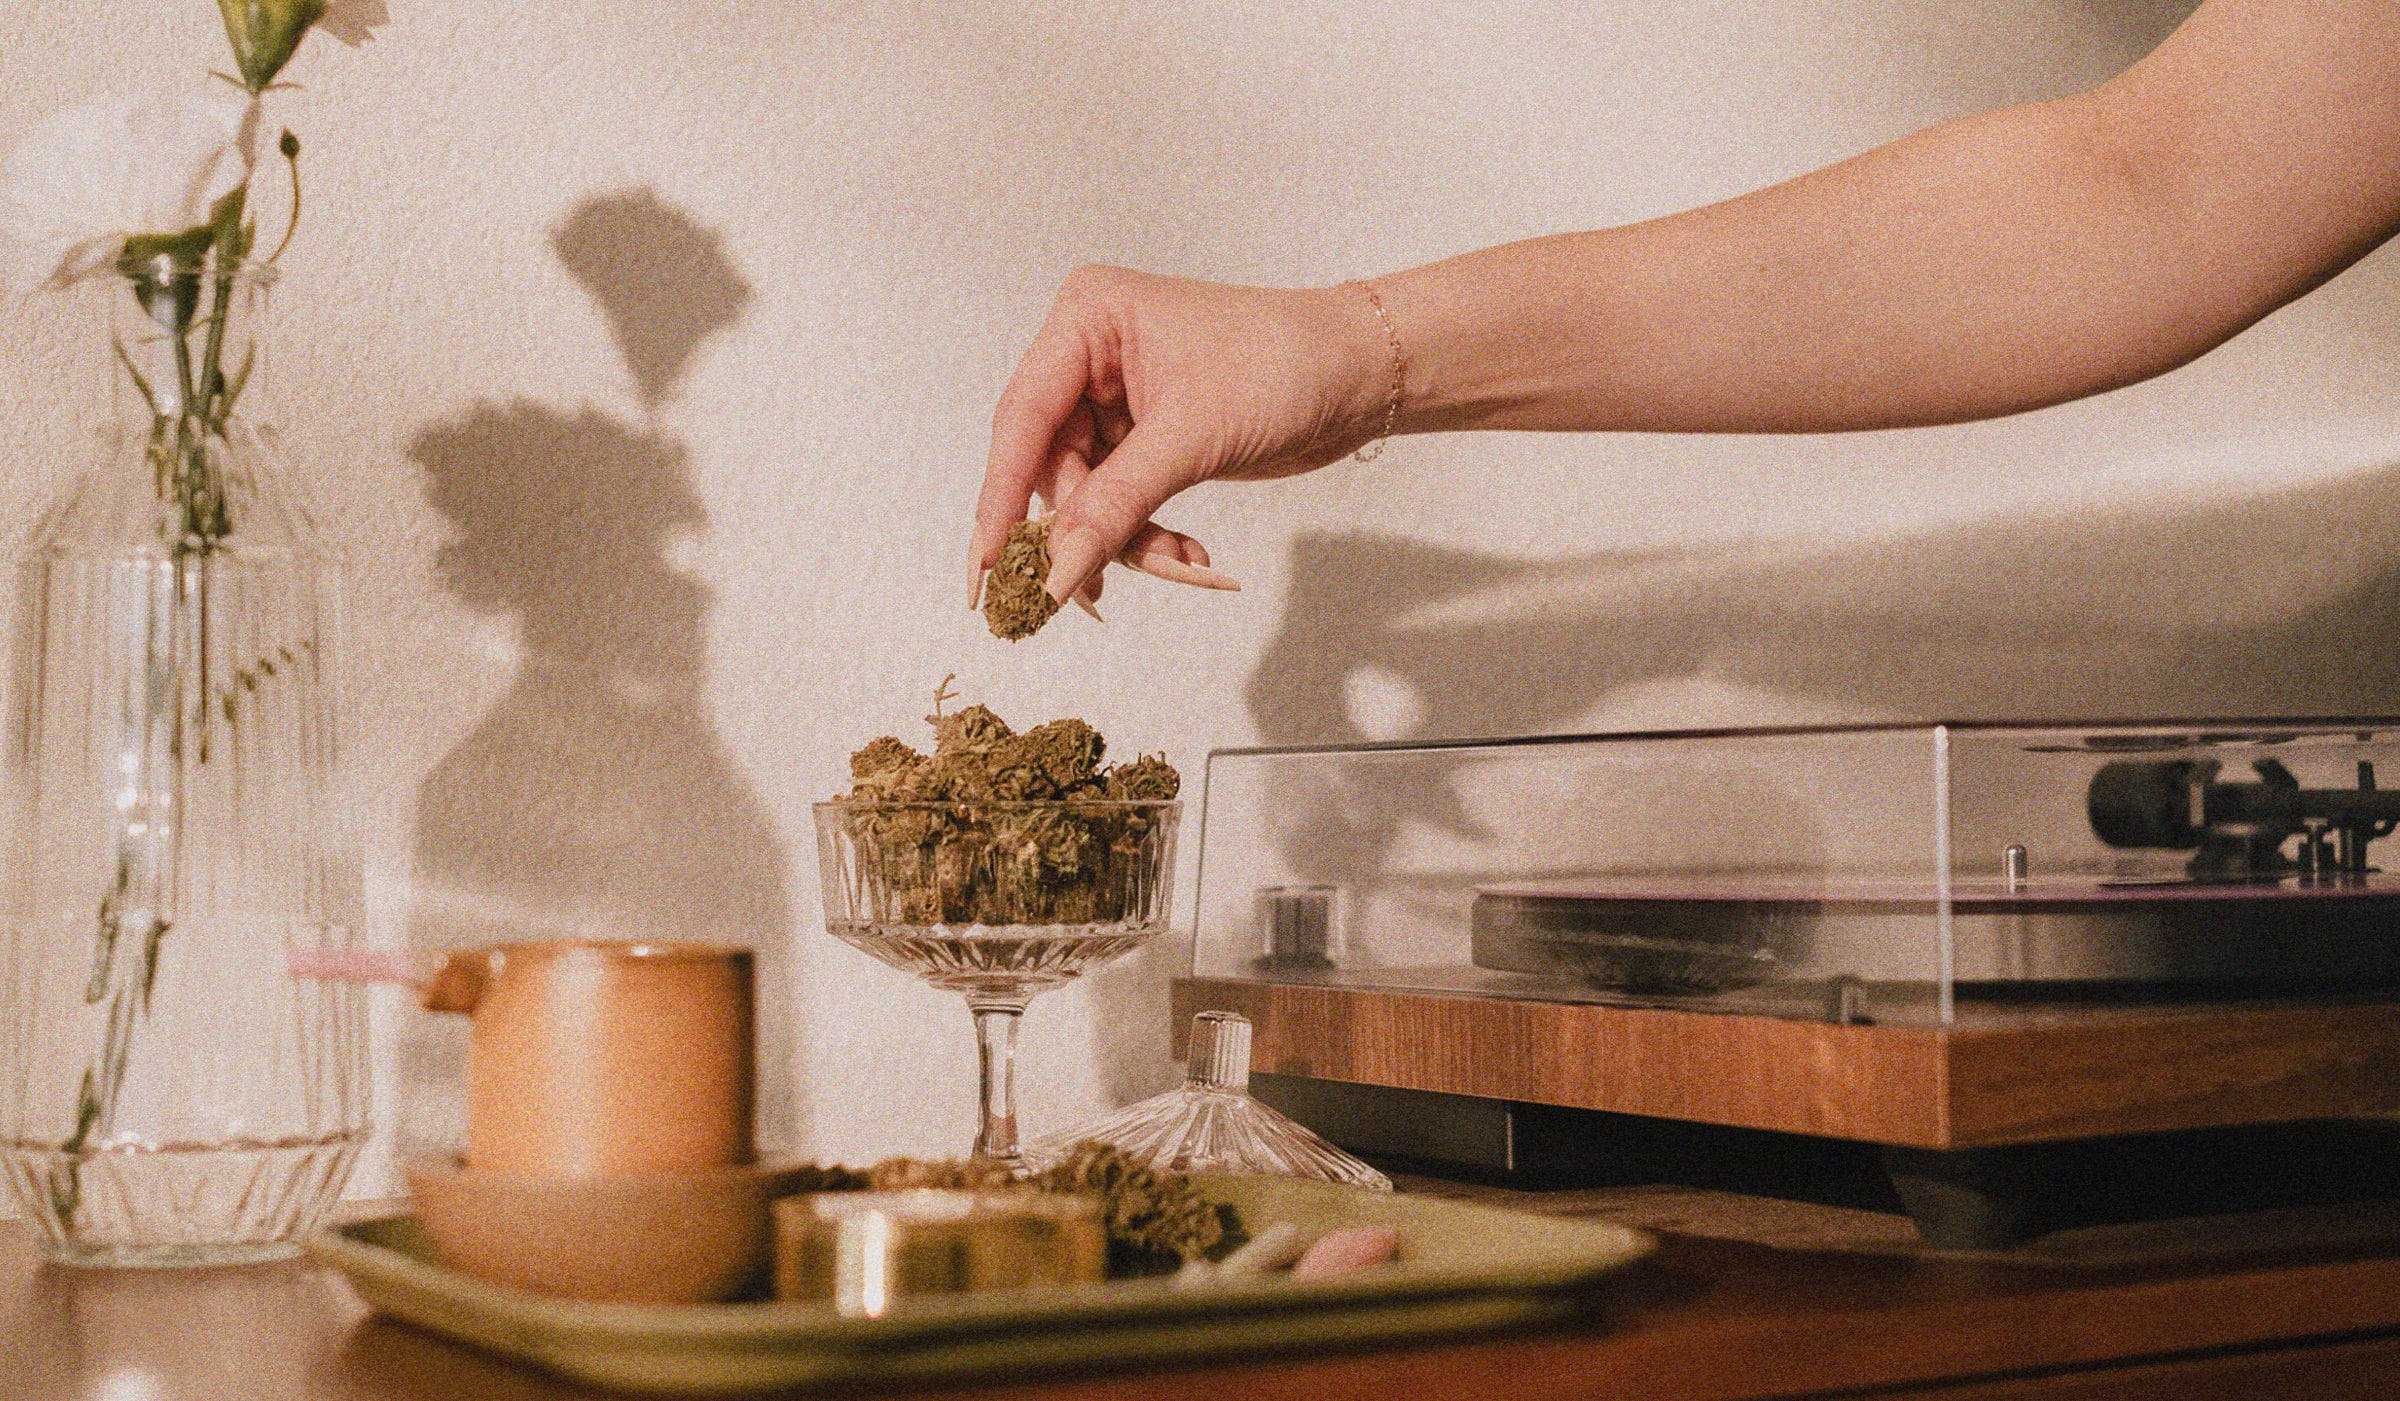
[4,1,2396,1174]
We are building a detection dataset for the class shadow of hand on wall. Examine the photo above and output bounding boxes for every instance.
[405,191,802,1147]
[1249,462,2400,879]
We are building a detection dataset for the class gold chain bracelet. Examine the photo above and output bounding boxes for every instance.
[1348,279,1405,463]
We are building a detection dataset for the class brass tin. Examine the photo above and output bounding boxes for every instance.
[773,1190,1105,1315]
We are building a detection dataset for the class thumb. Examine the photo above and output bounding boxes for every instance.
[1041,417,1201,604]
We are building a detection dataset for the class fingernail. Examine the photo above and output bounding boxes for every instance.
[1074,595,1104,622]
[1130,554,1242,592]
[1044,526,1107,605]
[968,559,985,611]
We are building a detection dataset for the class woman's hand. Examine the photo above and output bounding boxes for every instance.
[971,266,1389,608]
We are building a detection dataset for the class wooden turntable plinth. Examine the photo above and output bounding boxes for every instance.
[1170,977,2400,1151]
[1172,977,2400,1246]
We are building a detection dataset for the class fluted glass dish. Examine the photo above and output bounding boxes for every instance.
[1026,1011,1390,1190]
[813,799,1178,1168]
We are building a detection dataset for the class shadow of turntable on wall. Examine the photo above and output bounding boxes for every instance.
[1252,463,2400,750]
[1242,462,2400,932]
[401,190,803,1152]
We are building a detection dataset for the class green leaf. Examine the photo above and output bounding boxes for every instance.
[208,184,252,265]
[113,341,162,417]
[118,226,215,269]
[73,1070,100,1142]
[218,344,257,417]
[138,918,170,1013]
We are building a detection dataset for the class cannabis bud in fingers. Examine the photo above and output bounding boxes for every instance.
[983,516,1064,641]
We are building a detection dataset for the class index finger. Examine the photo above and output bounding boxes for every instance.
[973,312,1096,581]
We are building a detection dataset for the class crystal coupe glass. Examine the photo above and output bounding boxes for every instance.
[814,799,1178,1168]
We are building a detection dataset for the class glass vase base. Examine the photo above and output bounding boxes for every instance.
[1,1134,362,1267]
[37,1237,304,1269]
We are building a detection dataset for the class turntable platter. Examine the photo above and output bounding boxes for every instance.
[1470,873,2400,992]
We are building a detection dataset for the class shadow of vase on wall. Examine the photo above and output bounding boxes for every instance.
[400,190,801,1163]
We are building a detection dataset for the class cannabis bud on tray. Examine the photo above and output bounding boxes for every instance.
[834,682,1180,926]
[983,517,1064,640]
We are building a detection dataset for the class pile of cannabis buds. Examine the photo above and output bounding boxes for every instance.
[835,683,1180,926]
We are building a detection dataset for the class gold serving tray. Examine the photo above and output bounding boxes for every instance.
[310,1175,1654,1395]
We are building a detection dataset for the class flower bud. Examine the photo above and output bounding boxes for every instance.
[217,0,331,93]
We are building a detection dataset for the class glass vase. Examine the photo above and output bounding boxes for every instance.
[0,252,367,1265]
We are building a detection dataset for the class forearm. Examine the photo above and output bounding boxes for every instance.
[1379,0,2400,435]
[979,0,2400,602]
[1382,97,2185,433]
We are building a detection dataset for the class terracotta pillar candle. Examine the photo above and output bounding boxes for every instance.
[427,941,755,1175]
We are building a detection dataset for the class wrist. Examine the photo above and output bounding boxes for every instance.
[1370,235,1628,434]
[1304,281,1407,457]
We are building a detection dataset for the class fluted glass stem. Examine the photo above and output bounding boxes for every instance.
[968,1000,1025,1168]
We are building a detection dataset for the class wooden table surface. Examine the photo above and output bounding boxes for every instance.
[8,1191,2400,1401]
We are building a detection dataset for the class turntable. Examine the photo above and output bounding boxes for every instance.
[1173,721,2400,1244]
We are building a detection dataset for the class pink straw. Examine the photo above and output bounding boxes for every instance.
[284,948,430,987]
